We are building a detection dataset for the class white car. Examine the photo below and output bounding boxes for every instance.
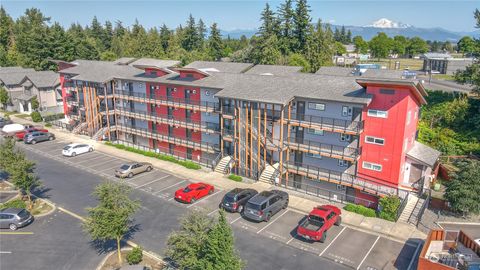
[475,239,480,246]
[62,143,94,157]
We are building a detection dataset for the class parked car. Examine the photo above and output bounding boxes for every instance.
[1,123,24,135]
[296,205,341,243]
[62,143,94,157]
[174,182,214,203]
[244,190,289,222]
[23,131,55,144]
[219,188,258,213]
[114,162,152,178]
[15,128,49,141]
[0,117,13,128]
[0,208,34,230]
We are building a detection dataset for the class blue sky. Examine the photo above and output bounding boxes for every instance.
[1,0,478,32]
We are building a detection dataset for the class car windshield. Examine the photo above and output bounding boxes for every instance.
[246,202,261,211]
[308,215,325,226]
[17,209,29,219]
[120,165,130,170]
[183,187,192,193]
[223,194,235,203]
[63,146,72,150]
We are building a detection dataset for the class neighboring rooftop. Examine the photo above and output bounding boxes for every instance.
[315,66,355,77]
[0,66,35,74]
[130,58,181,69]
[407,141,441,167]
[184,61,253,74]
[113,57,137,65]
[245,64,303,76]
[0,67,36,86]
[21,71,60,89]
[62,60,143,83]
[422,52,453,59]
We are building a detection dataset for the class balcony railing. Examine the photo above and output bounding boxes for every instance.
[115,90,220,112]
[116,124,220,153]
[115,108,220,133]
[288,113,363,135]
[285,161,402,196]
[285,137,359,161]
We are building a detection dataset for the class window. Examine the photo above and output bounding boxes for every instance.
[308,102,325,111]
[406,111,411,125]
[342,106,352,117]
[327,212,336,220]
[205,90,210,96]
[307,128,324,136]
[367,109,388,118]
[365,136,385,145]
[338,160,348,167]
[307,152,322,159]
[362,161,382,172]
[340,134,351,142]
[186,73,194,78]
[380,89,395,95]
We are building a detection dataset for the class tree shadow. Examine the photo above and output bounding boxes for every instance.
[32,185,52,200]
[88,222,142,256]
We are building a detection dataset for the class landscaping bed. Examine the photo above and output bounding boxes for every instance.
[100,249,164,270]
[0,195,54,216]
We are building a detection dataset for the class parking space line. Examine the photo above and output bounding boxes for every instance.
[127,170,156,181]
[208,209,219,216]
[286,237,294,245]
[87,158,118,169]
[257,209,290,234]
[319,226,346,257]
[152,180,187,194]
[100,163,124,173]
[230,216,243,224]
[135,175,169,189]
[76,155,106,164]
[0,251,12,254]
[0,232,34,235]
[356,235,380,270]
[187,189,223,209]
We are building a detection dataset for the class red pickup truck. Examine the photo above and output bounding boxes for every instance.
[296,205,341,243]
[14,128,49,140]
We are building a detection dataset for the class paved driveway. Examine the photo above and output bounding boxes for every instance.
[18,138,421,270]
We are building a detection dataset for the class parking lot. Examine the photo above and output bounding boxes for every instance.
[18,138,420,270]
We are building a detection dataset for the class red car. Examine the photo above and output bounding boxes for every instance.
[15,128,49,140]
[296,205,341,243]
[174,182,214,203]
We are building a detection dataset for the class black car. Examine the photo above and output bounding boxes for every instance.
[219,188,258,213]
[0,117,12,128]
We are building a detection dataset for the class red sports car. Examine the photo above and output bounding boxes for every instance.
[174,182,214,203]
[15,128,49,140]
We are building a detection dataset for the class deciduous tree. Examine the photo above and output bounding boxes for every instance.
[445,159,480,215]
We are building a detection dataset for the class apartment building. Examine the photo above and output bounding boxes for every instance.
[57,59,440,205]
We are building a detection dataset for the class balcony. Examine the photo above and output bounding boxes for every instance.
[285,161,401,196]
[285,137,359,162]
[288,113,363,135]
[116,124,220,153]
[116,108,220,133]
[223,128,234,141]
[115,90,220,113]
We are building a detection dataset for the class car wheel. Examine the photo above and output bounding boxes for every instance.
[334,216,342,226]
[31,140,36,145]
[320,231,327,243]
[9,223,17,231]
[71,152,76,157]
[190,197,196,204]
[48,136,54,141]
[128,173,134,178]
[265,212,271,222]
[237,205,244,213]
[88,148,93,152]
[146,166,152,172]
[282,201,288,209]
[208,188,214,195]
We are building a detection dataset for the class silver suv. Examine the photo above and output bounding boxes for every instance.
[0,208,34,230]
[244,190,289,222]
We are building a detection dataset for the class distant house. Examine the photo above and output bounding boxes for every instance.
[422,52,474,75]
[0,67,61,113]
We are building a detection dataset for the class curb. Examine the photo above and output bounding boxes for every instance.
[31,196,57,218]
[437,221,480,226]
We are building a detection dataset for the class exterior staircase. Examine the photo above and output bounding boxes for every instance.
[398,194,419,223]
[72,122,87,135]
[92,126,109,141]
[215,156,233,174]
[259,163,280,183]
[407,196,427,225]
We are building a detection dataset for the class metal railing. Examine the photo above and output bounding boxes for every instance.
[395,192,410,221]
[115,90,220,112]
[48,120,75,131]
[116,107,220,132]
[288,113,363,134]
[116,124,220,153]
[416,190,431,227]
[285,160,402,196]
[285,137,359,161]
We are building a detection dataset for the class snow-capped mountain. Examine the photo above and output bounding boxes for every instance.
[367,18,411,29]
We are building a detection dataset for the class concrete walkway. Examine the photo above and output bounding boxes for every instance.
[4,114,426,243]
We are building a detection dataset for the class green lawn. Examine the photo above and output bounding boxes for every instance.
[359,58,424,71]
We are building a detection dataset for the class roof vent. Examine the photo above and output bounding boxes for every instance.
[402,71,417,79]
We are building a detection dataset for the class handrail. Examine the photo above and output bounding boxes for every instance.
[285,137,359,160]
[396,192,410,221]
[116,90,220,111]
[116,107,220,132]
[416,190,430,227]
[288,113,363,134]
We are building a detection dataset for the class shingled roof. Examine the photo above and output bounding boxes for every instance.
[0,67,36,86]
[184,61,253,74]
[245,65,303,76]
[407,141,441,167]
[21,71,60,89]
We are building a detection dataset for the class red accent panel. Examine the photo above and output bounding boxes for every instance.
[145,68,169,77]
[191,130,201,143]
[175,146,187,158]
[192,150,202,161]
[59,74,68,116]
[178,70,206,80]
[354,190,379,208]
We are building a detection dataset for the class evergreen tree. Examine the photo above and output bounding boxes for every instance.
[208,23,223,60]
[333,27,341,42]
[292,0,311,52]
[182,14,199,51]
[159,24,172,52]
[0,7,14,51]
[258,3,277,38]
[277,0,294,53]
[197,19,207,49]
[346,29,352,44]
[305,20,335,72]
[340,25,346,44]
[444,159,480,215]
[253,34,282,64]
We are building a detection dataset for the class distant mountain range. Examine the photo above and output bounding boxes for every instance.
[221,18,479,42]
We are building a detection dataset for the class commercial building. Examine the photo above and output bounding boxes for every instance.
[0,67,62,113]
[57,59,440,205]
[422,53,474,75]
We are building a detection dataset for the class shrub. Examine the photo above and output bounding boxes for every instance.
[378,195,401,221]
[30,111,42,122]
[45,123,52,127]
[0,198,27,210]
[126,246,143,265]
[343,203,376,217]
[228,174,242,182]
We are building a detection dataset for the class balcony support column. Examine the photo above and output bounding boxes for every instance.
[263,104,267,167]
[278,105,285,181]
[257,104,261,174]
[220,99,224,155]
[286,102,292,185]
[249,103,253,178]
